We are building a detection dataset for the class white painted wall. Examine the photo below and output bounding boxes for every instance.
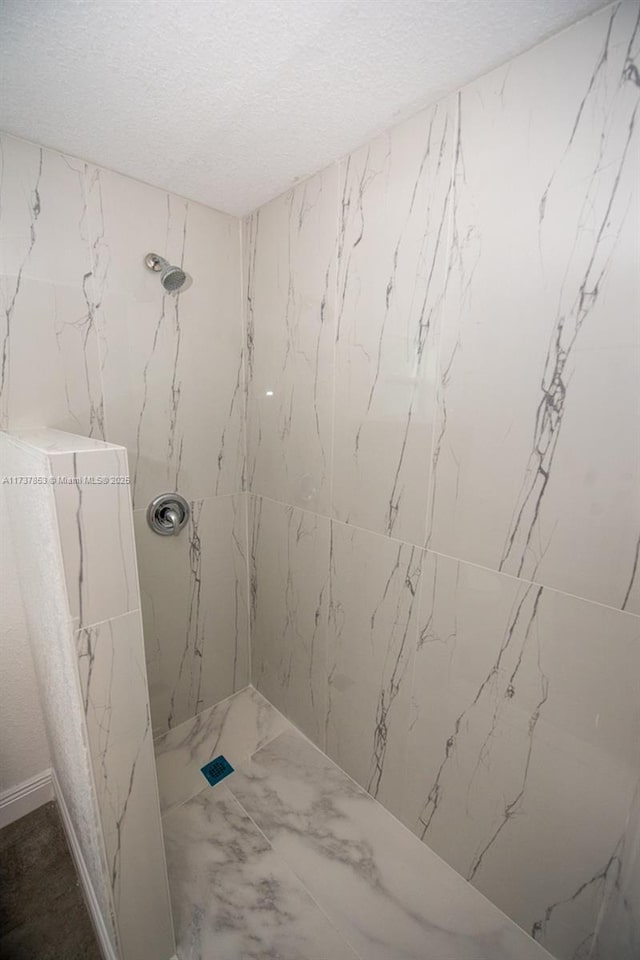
[0,485,50,794]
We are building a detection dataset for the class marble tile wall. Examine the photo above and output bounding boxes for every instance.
[595,777,640,958]
[1,3,638,958]
[244,164,337,514]
[249,494,330,745]
[2,429,176,960]
[0,131,249,736]
[134,494,249,733]
[245,4,640,959]
[426,3,640,614]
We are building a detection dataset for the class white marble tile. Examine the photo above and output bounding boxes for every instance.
[87,164,244,507]
[135,493,250,735]
[250,495,330,747]
[163,782,359,960]
[7,427,120,455]
[595,777,640,960]
[245,166,337,514]
[427,2,640,612]
[227,729,553,960]
[154,685,291,814]
[332,98,453,545]
[0,134,103,436]
[49,446,138,628]
[407,551,640,960]
[326,519,421,817]
[76,611,175,960]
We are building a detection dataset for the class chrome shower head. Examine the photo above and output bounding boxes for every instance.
[144,253,188,293]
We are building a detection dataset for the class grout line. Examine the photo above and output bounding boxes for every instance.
[254,490,418,546]
[250,492,640,621]
[427,547,640,622]
[131,490,244,516]
[222,700,556,958]
[242,491,252,685]
[327,157,341,538]
[422,93,457,552]
[239,216,253,686]
[79,154,109,445]
[222,779,366,960]
[404,94,459,778]
[154,682,253,746]
[159,780,210,821]
[157,685,292,819]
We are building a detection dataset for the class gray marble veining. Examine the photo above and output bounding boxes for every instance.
[326,518,422,819]
[158,695,557,960]
[244,167,337,515]
[136,493,250,735]
[76,611,175,960]
[250,495,330,747]
[428,0,640,613]
[241,7,640,959]
[332,97,452,546]
[408,551,640,959]
[154,685,290,814]
[594,777,640,959]
[223,729,554,960]
[0,136,104,437]
[163,784,359,960]
[85,163,245,509]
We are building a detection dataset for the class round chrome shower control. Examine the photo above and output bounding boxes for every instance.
[147,493,190,536]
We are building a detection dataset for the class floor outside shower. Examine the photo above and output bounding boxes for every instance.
[154,686,555,960]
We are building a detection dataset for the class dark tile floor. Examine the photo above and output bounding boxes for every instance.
[0,801,102,960]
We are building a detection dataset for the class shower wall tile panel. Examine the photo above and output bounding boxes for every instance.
[49,446,138,629]
[331,98,453,545]
[244,165,338,515]
[0,134,103,436]
[325,518,422,819]
[76,610,174,960]
[86,165,244,508]
[249,494,330,748]
[134,493,250,736]
[427,1,640,613]
[595,776,640,958]
[246,5,640,959]
[85,163,248,735]
[408,551,640,958]
[0,129,248,737]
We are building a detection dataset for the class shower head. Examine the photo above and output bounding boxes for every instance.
[144,253,188,293]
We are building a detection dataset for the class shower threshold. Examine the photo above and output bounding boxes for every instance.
[154,686,554,960]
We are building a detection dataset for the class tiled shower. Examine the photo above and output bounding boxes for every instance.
[0,2,638,960]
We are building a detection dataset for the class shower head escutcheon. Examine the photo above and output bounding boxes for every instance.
[144,252,188,293]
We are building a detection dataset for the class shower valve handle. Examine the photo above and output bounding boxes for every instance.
[164,508,181,533]
[147,493,190,537]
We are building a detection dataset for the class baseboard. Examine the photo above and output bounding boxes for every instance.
[0,769,54,829]
[51,769,120,960]
[2,770,177,960]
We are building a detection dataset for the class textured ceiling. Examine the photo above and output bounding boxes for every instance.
[0,0,608,216]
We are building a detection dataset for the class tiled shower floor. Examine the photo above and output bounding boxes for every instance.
[154,687,554,960]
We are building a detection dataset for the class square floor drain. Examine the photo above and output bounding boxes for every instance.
[200,755,234,787]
